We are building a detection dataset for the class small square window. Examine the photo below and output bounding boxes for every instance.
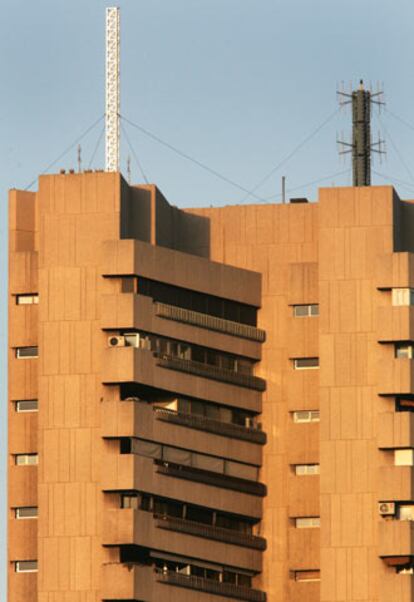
[15,347,38,359]
[395,344,414,359]
[293,358,319,370]
[16,294,39,305]
[15,454,38,466]
[395,449,414,466]
[15,400,38,413]
[15,507,38,519]
[15,560,38,573]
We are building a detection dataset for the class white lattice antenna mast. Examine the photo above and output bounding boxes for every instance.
[105,7,120,172]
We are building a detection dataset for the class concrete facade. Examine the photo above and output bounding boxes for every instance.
[8,172,414,601]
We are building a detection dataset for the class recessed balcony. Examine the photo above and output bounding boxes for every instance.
[101,453,262,519]
[155,570,266,602]
[102,347,262,412]
[154,406,266,445]
[154,514,266,551]
[155,461,266,497]
[155,354,266,392]
[102,508,264,569]
[101,563,265,602]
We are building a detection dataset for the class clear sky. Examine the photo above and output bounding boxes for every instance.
[2,0,414,595]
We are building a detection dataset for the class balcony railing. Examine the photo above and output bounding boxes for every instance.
[155,302,266,343]
[154,407,267,445]
[156,569,266,601]
[154,514,266,551]
[154,354,266,392]
[155,461,267,497]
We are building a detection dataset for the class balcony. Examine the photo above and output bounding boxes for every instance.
[101,453,263,519]
[155,302,266,343]
[102,347,262,412]
[154,514,266,551]
[102,400,262,466]
[103,509,263,570]
[379,466,414,501]
[378,412,414,449]
[378,358,414,396]
[155,461,267,497]
[156,570,266,602]
[377,306,414,343]
[101,563,264,602]
[155,354,266,392]
[379,521,414,558]
[154,406,266,445]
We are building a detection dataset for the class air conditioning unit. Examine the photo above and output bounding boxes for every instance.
[108,335,125,348]
[379,502,396,516]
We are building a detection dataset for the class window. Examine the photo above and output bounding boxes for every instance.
[392,288,414,307]
[394,449,414,466]
[15,400,38,413]
[121,495,139,509]
[399,505,414,521]
[396,397,414,412]
[293,304,319,317]
[293,358,319,370]
[294,464,320,476]
[15,507,38,519]
[395,344,414,359]
[293,410,320,423]
[15,560,38,573]
[16,294,39,305]
[295,517,320,528]
[15,454,38,466]
[15,347,38,359]
[293,570,320,582]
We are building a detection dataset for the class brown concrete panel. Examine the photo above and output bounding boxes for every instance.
[287,262,318,305]
[379,520,414,557]
[287,315,319,358]
[8,572,37,602]
[8,412,38,454]
[377,306,414,342]
[378,567,414,602]
[9,466,37,507]
[289,580,320,602]
[287,422,319,464]
[378,357,414,395]
[9,251,39,295]
[288,475,320,517]
[378,411,414,449]
[379,466,414,501]
[288,527,320,569]
[8,519,37,559]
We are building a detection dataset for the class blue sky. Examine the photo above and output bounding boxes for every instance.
[2,0,414,595]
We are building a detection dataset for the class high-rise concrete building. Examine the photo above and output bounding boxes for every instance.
[8,172,414,602]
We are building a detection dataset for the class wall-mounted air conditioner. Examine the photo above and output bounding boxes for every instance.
[108,335,125,348]
[378,502,396,516]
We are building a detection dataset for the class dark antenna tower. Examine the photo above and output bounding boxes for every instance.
[337,80,385,186]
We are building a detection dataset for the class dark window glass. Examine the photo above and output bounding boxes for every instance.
[186,506,213,525]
